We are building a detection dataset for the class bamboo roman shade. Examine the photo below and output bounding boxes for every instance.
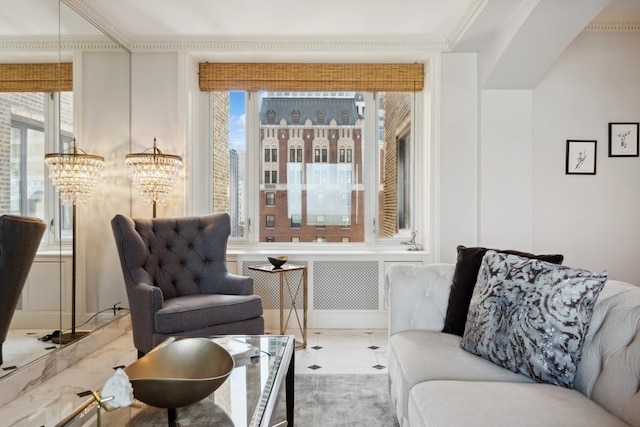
[199,63,423,92]
[0,63,72,92]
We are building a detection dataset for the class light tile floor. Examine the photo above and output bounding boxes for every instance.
[1,328,390,426]
[287,329,390,374]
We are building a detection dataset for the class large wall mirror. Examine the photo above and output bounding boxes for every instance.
[0,0,130,375]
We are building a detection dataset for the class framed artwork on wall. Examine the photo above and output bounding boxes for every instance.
[608,122,639,157]
[566,140,597,175]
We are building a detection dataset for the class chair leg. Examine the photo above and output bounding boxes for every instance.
[0,343,3,365]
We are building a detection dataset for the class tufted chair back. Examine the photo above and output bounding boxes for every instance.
[117,213,232,300]
[0,214,46,365]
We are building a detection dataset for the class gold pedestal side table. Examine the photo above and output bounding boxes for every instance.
[249,263,307,349]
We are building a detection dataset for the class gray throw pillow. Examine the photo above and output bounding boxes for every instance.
[460,250,607,388]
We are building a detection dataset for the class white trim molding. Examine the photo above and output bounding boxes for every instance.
[586,15,640,32]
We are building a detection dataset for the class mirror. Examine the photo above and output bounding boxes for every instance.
[0,0,130,375]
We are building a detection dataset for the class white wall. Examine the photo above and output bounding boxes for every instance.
[80,51,131,313]
[533,31,640,282]
[439,30,640,282]
[130,52,186,218]
[479,89,533,249]
[438,53,479,263]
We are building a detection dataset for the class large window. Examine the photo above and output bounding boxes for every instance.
[211,90,420,245]
[1,92,74,246]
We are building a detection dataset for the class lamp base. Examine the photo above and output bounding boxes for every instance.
[53,331,91,345]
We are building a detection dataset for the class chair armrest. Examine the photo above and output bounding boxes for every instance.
[126,280,164,354]
[386,263,455,335]
[216,273,254,295]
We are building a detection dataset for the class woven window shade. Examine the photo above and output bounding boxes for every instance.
[199,63,423,92]
[0,63,72,92]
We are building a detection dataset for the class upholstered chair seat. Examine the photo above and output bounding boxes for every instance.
[111,213,264,356]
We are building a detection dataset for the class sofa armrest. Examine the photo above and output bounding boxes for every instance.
[386,263,455,335]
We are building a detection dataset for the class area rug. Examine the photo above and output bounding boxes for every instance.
[293,374,400,426]
[91,374,399,426]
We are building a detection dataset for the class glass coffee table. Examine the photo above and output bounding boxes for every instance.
[57,335,295,427]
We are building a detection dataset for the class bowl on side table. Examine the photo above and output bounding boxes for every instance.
[268,256,288,269]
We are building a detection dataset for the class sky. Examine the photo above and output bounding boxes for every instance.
[229,91,245,151]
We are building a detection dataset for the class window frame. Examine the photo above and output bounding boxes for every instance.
[212,90,424,249]
[6,91,73,249]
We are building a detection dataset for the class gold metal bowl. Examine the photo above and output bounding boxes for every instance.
[124,337,234,409]
[268,256,288,269]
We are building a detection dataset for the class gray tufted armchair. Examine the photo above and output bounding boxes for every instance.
[111,213,264,356]
[0,214,46,365]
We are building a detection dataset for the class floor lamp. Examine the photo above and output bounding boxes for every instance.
[125,138,183,218]
[45,139,105,345]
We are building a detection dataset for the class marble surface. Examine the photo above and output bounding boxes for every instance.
[2,312,129,377]
[0,325,390,426]
[0,313,133,410]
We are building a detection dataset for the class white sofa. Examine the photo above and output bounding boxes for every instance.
[386,263,640,427]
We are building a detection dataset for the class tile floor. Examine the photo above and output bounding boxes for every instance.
[291,329,390,374]
[0,327,390,426]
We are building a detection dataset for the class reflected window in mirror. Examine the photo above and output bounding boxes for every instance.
[3,91,74,246]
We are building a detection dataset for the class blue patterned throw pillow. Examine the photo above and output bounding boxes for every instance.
[460,250,607,388]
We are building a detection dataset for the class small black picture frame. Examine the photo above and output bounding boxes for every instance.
[608,122,639,157]
[566,140,597,175]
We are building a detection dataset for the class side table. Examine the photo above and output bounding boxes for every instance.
[249,264,308,348]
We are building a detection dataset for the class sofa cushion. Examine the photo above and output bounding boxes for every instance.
[408,380,628,427]
[443,245,563,336]
[461,251,607,388]
[388,330,533,423]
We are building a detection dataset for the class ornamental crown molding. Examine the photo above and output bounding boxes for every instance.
[129,38,449,54]
[446,0,488,48]
[0,36,122,53]
[586,15,640,32]
[62,0,132,50]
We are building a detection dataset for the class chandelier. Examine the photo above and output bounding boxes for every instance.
[44,139,105,206]
[125,138,183,213]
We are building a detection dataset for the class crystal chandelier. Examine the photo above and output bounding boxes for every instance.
[125,138,183,214]
[44,139,105,205]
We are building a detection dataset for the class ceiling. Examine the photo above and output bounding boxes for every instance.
[0,0,638,63]
[0,0,637,42]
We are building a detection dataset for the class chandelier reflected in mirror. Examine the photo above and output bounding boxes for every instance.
[125,137,183,217]
[44,138,105,206]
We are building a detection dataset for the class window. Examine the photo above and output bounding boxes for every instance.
[210,90,420,245]
[314,147,328,163]
[264,147,277,162]
[2,91,74,246]
[266,192,275,206]
[289,147,302,163]
[264,170,277,184]
[341,110,350,125]
[266,215,275,228]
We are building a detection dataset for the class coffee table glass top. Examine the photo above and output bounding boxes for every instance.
[58,335,293,427]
